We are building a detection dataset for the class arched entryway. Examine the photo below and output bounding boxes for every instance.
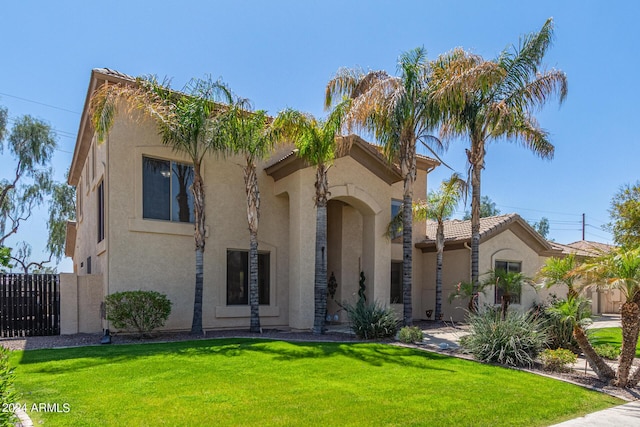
[325,185,383,323]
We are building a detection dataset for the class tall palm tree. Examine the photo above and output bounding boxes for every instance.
[325,47,445,325]
[90,75,233,335]
[546,296,616,382]
[430,18,567,301]
[271,99,351,334]
[413,173,467,321]
[223,98,275,333]
[537,254,580,300]
[578,247,640,387]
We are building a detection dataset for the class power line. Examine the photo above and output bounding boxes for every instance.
[0,91,81,115]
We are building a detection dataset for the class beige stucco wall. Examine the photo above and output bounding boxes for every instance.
[98,111,291,332]
[70,102,437,331]
[71,132,108,279]
[418,229,569,322]
[59,273,103,334]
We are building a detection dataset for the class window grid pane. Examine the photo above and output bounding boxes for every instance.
[494,261,522,304]
[227,250,270,306]
[143,156,194,223]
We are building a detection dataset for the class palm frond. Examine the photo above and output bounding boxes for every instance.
[325,67,364,109]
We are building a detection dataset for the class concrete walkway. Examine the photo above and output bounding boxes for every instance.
[548,400,640,426]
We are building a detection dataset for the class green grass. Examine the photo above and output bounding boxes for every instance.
[589,327,640,357]
[9,339,621,426]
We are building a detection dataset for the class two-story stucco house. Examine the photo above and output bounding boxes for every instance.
[64,68,441,332]
[63,68,570,334]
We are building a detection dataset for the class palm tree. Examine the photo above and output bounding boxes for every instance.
[413,173,467,321]
[578,247,640,387]
[223,98,275,333]
[90,75,233,335]
[484,269,531,319]
[325,47,445,325]
[546,296,616,382]
[537,254,580,300]
[430,18,567,302]
[271,99,351,334]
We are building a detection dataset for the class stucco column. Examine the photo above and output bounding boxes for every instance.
[59,273,78,335]
[363,213,391,305]
[286,178,317,331]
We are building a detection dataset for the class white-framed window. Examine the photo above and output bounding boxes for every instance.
[494,260,522,304]
[142,156,194,223]
[227,250,270,305]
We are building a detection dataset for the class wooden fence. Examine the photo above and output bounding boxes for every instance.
[0,274,60,337]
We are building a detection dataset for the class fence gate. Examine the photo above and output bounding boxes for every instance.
[0,274,60,337]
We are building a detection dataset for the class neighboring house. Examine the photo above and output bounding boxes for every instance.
[64,68,439,333]
[415,214,564,322]
[551,240,619,314]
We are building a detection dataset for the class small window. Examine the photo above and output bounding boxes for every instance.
[97,181,105,243]
[86,256,92,274]
[142,156,194,223]
[77,181,83,220]
[494,261,522,304]
[390,199,402,239]
[227,250,270,305]
[390,261,403,303]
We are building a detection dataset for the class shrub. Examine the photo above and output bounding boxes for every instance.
[0,346,17,427]
[540,348,577,372]
[344,300,398,340]
[594,344,620,360]
[105,290,172,337]
[538,300,581,352]
[398,326,424,344]
[462,309,547,367]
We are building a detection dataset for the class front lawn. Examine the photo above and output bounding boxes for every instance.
[10,339,621,426]
[589,327,640,357]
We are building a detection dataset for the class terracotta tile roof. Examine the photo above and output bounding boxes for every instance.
[416,213,559,256]
[550,240,615,257]
[93,68,136,82]
[423,213,521,242]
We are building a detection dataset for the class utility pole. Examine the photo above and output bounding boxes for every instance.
[582,213,585,241]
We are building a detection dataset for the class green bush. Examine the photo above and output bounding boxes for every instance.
[540,348,577,372]
[344,301,398,340]
[398,326,424,344]
[462,309,547,367]
[538,300,581,351]
[594,344,620,360]
[0,346,17,427]
[105,290,172,337]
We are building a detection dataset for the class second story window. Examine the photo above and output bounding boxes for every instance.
[390,199,402,239]
[142,156,194,223]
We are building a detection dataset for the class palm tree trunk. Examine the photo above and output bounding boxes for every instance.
[190,167,205,335]
[468,141,483,309]
[248,231,260,333]
[314,202,328,334]
[573,325,616,382]
[615,301,640,387]
[245,161,261,333]
[501,294,511,320]
[435,223,444,321]
[401,140,416,326]
[402,192,413,326]
[313,165,329,334]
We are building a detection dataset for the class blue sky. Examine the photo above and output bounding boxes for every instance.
[1,0,638,272]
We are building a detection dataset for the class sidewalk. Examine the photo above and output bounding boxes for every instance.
[548,400,640,426]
